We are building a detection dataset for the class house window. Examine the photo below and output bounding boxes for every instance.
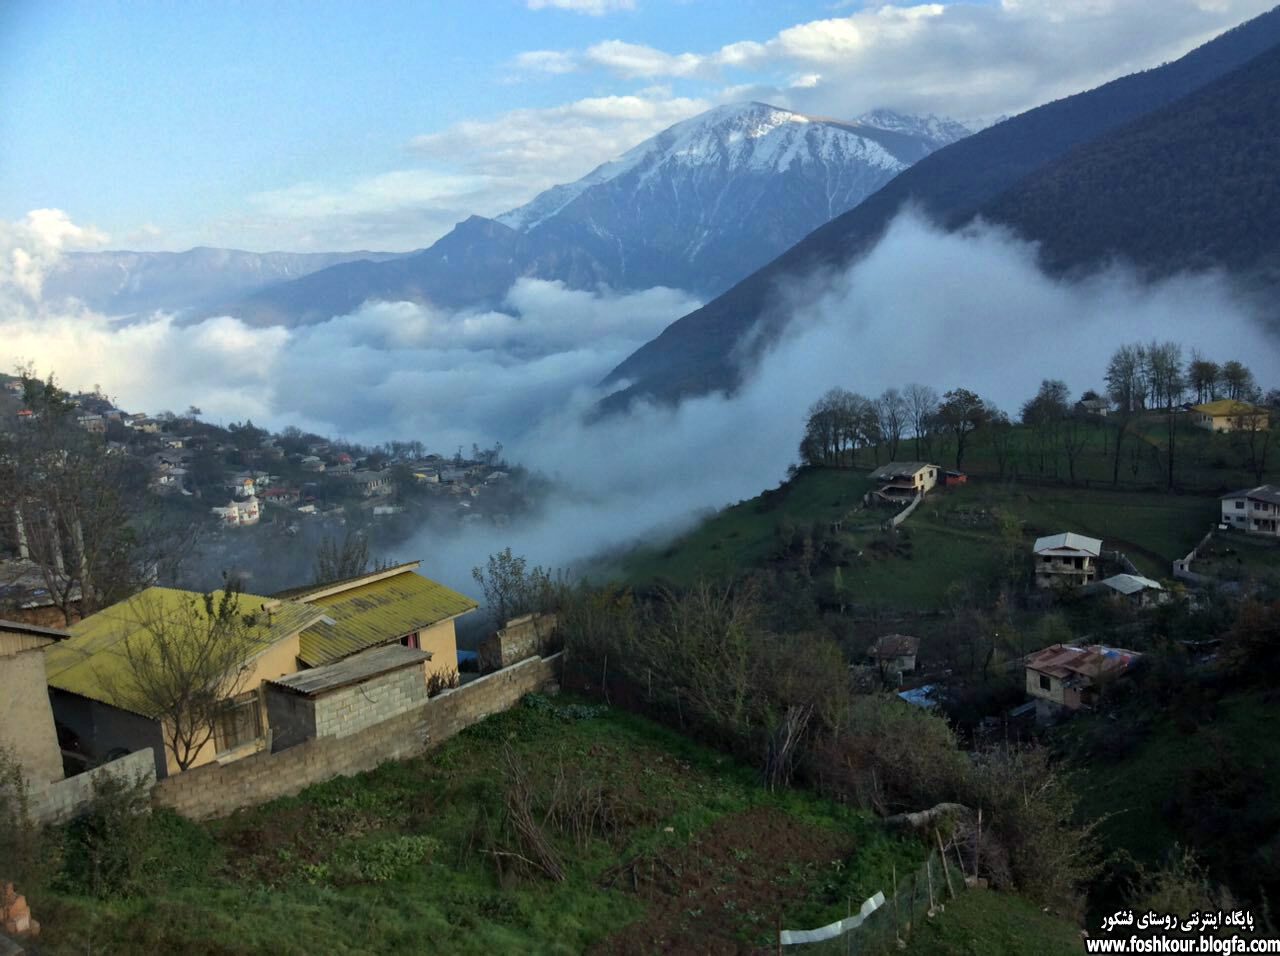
[215,691,263,753]
[1038,674,1051,692]
[1236,500,1245,509]
[402,631,420,649]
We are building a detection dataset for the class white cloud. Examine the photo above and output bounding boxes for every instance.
[520,0,1276,120]
[408,210,1280,590]
[527,0,635,13]
[6,209,1279,598]
[0,209,109,299]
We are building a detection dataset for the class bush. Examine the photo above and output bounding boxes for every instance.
[0,747,62,891]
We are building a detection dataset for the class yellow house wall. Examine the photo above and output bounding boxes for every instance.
[161,632,303,776]
[0,648,65,786]
[419,619,459,680]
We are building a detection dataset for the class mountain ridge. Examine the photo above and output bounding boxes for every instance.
[599,6,1280,408]
[224,102,969,327]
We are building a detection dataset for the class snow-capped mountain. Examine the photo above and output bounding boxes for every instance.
[230,102,969,325]
[491,102,967,294]
[855,109,974,152]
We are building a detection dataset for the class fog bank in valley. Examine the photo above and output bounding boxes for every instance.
[3,209,1277,594]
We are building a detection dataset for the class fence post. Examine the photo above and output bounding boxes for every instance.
[936,829,956,899]
[892,863,900,944]
[926,858,935,915]
[974,808,982,880]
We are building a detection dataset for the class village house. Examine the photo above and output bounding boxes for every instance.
[1191,399,1271,433]
[1094,573,1167,607]
[76,414,106,434]
[350,471,392,497]
[1077,397,1111,417]
[211,496,261,527]
[1,619,68,788]
[259,486,297,506]
[1220,485,1280,537]
[1033,532,1102,589]
[275,561,477,684]
[867,634,920,673]
[868,461,940,504]
[1024,643,1141,723]
[300,455,326,472]
[228,475,257,498]
[43,588,327,778]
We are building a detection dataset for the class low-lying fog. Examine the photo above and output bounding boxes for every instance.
[4,209,1278,593]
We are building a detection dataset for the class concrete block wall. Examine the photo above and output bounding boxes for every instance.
[29,749,156,825]
[153,653,561,820]
[312,664,429,740]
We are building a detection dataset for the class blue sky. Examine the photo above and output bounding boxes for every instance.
[2,0,1273,252]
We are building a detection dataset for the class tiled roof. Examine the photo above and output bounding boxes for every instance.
[290,565,478,667]
[45,587,323,716]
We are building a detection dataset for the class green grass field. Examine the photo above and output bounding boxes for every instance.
[38,696,930,955]
[621,466,1220,606]
[902,888,1084,955]
[620,469,875,586]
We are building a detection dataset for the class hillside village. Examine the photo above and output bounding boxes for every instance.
[0,371,543,605]
[2,340,1278,953]
[7,5,1280,953]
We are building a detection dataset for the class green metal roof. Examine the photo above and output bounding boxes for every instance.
[295,569,477,667]
[44,587,324,717]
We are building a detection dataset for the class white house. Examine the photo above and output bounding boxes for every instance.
[211,496,261,527]
[1033,532,1102,589]
[868,462,940,501]
[1220,485,1280,537]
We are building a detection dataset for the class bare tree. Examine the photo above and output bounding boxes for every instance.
[1220,360,1256,401]
[876,388,908,462]
[101,589,256,771]
[1020,380,1070,477]
[1187,351,1220,404]
[905,383,940,460]
[472,548,556,630]
[1233,403,1274,484]
[936,389,991,470]
[312,530,371,583]
[1,373,152,620]
[1105,344,1147,487]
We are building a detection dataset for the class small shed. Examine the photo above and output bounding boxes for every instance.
[264,645,431,751]
[868,634,920,673]
[1095,574,1167,607]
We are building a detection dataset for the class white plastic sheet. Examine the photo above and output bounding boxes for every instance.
[779,890,886,945]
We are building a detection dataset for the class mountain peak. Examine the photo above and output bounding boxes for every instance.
[496,101,957,234]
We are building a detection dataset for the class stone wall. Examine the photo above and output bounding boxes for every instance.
[313,662,429,740]
[28,749,156,825]
[153,653,561,820]
[478,613,556,671]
